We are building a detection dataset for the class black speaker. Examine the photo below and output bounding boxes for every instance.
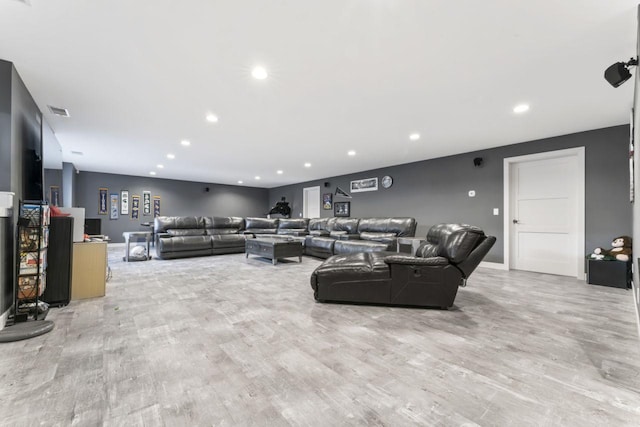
[324,182,330,187]
[204,187,210,192]
[604,62,633,88]
[473,157,483,167]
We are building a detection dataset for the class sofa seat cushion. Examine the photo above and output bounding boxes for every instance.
[167,228,205,237]
[243,228,278,235]
[277,229,308,236]
[158,236,212,252]
[309,230,330,236]
[334,240,392,255]
[305,236,336,252]
[211,234,247,249]
[311,252,392,283]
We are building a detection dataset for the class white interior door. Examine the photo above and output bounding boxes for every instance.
[303,186,320,218]
[509,151,583,277]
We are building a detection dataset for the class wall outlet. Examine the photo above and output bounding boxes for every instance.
[493,208,499,215]
[468,190,476,197]
[299,212,302,217]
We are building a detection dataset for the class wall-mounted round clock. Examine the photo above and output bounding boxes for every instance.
[381,175,393,188]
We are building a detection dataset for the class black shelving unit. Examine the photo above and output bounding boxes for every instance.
[14,201,50,322]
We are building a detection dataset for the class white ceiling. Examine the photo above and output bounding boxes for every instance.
[1,0,637,188]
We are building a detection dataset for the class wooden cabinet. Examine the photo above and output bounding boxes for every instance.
[71,242,107,300]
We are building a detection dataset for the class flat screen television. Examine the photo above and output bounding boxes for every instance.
[84,218,101,236]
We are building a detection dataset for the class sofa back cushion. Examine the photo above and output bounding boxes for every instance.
[204,216,245,235]
[330,218,359,234]
[278,218,309,230]
[357,218,417,237]
[308,218,330,232]
[167,228,205,236]
[245,217,279,233]
[359,231,397,245]
[416,224,485,263]
[154,216,203,233]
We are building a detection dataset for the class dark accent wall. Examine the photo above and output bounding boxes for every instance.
[74,171,270,242]
[0,60,44,316]
[270,125,631,264]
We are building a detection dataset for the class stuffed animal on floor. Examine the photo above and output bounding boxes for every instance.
[590,236,632,261]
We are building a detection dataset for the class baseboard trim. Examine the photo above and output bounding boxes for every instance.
[479,261,508,271]
[0,308,9,331]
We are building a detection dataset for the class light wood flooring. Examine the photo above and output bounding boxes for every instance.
[1,244,639,426]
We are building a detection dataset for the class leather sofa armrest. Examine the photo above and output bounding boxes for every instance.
[156,233,171,239]
[384,255,449,266]
[338,234,361,240]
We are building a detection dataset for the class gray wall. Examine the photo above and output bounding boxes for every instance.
[74,171,270,243]
[44,168,62,205]
[270,125,632,264]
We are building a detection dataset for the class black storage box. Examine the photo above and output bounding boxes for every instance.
[587,259,631,289]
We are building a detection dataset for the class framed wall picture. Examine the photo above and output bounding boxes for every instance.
[121,190,129,215]
[334,201,350,217]
[323,193,332,210]
[143,191,151,215]
[49,186,60,206]
[131,195,140,219]
[153,196,161,217]
[350,177,378,193]
[109,193,119,220]
[98,188,108,214]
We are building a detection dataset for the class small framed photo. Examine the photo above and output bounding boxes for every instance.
[323,193,332,210]
[350,177,378,193]
[334,201,350,217]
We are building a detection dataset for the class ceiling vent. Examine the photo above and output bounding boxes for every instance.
[48,105,70,117]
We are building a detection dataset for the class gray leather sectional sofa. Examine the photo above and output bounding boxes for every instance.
[154,215,417,260]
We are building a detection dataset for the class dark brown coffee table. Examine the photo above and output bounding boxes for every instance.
[245,237,303,265]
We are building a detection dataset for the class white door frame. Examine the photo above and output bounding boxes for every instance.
[503,147,585,279]
[303,186,321,218]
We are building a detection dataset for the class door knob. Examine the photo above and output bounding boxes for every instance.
[512,219,519,224]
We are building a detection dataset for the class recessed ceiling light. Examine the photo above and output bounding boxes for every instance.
[180,140,191,147]
[276,170,283,175]
[255,176,261,180]
[513,104,530,114]
[237,180,243,184]
[304,162,311,168]
[252,66,268,80]
[167,153,175,159]
[157,164,164,169]
[409,133,420,141]
[347,150,356,156]
[71,151,83,156]
[149,171,156,176]
[206,114,218,123]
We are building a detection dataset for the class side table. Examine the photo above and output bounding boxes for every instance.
[122,231,152,262]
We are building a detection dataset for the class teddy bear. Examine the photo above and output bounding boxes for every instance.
[590,236,632,261]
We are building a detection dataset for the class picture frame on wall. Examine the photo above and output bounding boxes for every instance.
[49,186,60,206]
[153,196,161,217]
[121,190,129,215]
[323,193,332,210]
[98,188,108,214]
[143,191,151,215]
[109,193,119,220]
[350,177,378,193]
[334,201,350,217]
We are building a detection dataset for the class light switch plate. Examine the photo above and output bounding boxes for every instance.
[493,208,499,215]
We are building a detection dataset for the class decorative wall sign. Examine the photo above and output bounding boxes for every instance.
[334,186,352,198]
[322,193,332,210]
[350,177,378,193]
[109,193,119,220]
[131,195,140,219]
[49,186,60,206]
[99,188,108,214]
[153,196,161,217]
[121,190,129,215]
[143,191,151,215]
[334,201,350,217]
